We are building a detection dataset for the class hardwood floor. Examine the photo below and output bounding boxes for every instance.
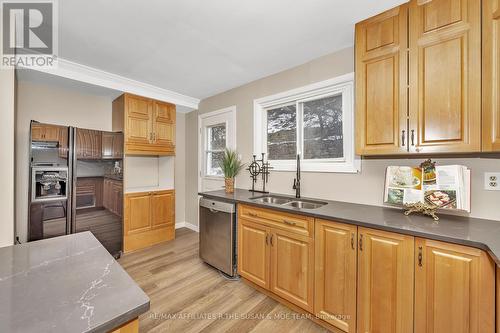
[119,228,328,333]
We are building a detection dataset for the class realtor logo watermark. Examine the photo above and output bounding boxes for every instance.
[1,0,58,68]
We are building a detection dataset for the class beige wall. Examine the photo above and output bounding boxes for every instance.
[186,46,500,226]
[175,113,186,225]
[0,68,15,247]
[185,110,199,228]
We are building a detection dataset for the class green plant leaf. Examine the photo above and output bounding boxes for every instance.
[218,148,245,178]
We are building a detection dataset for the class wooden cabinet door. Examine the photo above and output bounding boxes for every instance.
[408,0,481,153]
[150,191,174,228]
[31,124,45,141]
[102,132,114,159]
[315,220,357,333]
[125,193,151,234]
[113,133,124,158]
[238,219,270,289]
[103,179,110,210]
[355,5,409,155]
[483,0,500,151]
[415,238,495,333]
[153,101,175,152]
[270,228,314,312]
[112,182,123,217]
[125,95,152,146]
[43,125,60,141]
[76,129,102,159]
[357,227,414,333]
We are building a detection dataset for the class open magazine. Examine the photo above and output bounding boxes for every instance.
[384,164,471,212]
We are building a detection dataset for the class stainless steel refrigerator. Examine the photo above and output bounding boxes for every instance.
[28,121,124,257]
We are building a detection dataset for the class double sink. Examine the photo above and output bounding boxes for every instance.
[251,195,327,210]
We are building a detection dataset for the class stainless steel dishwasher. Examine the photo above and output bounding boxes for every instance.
[199,198,237,277]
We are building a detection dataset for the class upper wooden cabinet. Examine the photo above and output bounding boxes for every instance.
[408,0,482,153]
[31,123,62,142]
[414,238,495,333]
[113,93,176,156]
[76,128,102,159]
[315,220,357,333]
[102,132,124,159]
[357,227,414,333]
[355,5,409,155]
[124,190,175,252]
[355,0,483,155]
[483,0,500,151]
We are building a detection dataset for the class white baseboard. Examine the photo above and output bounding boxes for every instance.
[175,221,199,233]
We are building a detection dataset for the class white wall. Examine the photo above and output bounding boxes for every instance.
[0,67,15,247]
[175,113,186,226]
[187,46,500,226]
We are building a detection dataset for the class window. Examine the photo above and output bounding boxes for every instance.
[254,73,359,173]
[205,124,226,176]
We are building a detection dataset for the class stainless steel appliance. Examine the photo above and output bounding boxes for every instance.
[28,121,124,257]
[199,198,237,277]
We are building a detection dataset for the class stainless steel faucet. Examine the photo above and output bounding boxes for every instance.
[293,154,301,198]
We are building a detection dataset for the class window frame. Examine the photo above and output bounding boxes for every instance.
[254,73,360,173]
[204,123,227,177]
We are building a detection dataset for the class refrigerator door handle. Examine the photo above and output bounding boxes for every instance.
[68,127,77,235]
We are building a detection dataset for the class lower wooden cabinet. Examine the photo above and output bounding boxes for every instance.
[314,219,357,333]
[270,228,314,312]
[109,318,139,333]
[414,238,495,333]
[357,228,415,333]
[238,219,270,289]
[124,190,175,252]
[237,205,314,312]
[103,179,123,217]
[237,204,497,333]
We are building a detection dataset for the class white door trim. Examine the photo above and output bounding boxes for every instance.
[198,106,237,192]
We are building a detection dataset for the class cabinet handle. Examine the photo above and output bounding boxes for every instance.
[411,130,415,146]
[351,233,355,250]
[283,220,296,226]
[153,132,157,142]
[265,234,269,246]
[270,234,274,246]
[418,246,423,267]
[401,130,406,147]
[359,234,364,251]
[248,212,258,217]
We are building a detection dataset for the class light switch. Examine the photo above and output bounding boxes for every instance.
[484,172,500,191]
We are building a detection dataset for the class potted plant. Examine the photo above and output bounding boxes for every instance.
[219,148,244,194]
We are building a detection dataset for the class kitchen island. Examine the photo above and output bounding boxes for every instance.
[0,232,149,333]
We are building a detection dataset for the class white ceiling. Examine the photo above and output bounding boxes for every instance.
[56,0,406,100]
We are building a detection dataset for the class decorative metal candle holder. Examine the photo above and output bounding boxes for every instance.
[247,153,273,193]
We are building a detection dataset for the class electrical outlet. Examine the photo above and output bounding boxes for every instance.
[484,172,500,191]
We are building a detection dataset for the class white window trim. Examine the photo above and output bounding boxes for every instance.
[253,73,360,173]
[198,106,237,190]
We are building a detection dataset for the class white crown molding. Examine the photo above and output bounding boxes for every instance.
[17,57,200,109]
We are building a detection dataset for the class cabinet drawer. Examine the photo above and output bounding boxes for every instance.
[238,204,313,237]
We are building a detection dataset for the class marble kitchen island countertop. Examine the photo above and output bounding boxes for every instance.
[200,189,500,266]
[0,232,150,333]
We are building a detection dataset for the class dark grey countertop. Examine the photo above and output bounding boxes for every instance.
[199,189,500,265]
[0,232,149,333]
